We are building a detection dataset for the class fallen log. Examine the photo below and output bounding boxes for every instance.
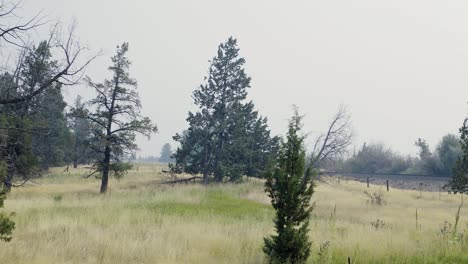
[162,176,203,184]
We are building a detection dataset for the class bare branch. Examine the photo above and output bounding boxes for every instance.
[309,105,355,168]
[0,22,98,105]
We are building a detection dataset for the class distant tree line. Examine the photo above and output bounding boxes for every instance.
[324,134,462,177]
[134,143,174,164]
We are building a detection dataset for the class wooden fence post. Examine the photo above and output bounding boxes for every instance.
[386,180,389,192]
[415,208,418,230]
[367,177,369,188]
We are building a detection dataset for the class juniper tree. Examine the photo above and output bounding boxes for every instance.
[82,43,157,193]
[264,109,315,264]
[450,116,468,194]
[172,37,278,183]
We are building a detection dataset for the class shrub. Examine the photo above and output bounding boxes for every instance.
[364,191,385,205]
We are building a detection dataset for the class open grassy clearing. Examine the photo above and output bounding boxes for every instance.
[0,164,467,263]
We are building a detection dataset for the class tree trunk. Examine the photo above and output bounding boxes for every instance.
[203,171,209,185]
[73,160,78,169]
[214,165,223,183]
[100,145,111,194]
[3,169,13,193]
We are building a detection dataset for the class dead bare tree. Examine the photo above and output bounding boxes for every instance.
[309,105,355,169]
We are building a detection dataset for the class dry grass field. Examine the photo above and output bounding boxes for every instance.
[0,164,467,263]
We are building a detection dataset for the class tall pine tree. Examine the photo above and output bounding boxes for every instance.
[172,37,278,183]
[82,43,157,193]
[11,41,72,170]
[264,109,315,264]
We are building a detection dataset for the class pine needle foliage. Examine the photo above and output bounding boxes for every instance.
[263,109,315,264]
[450,117,468,194]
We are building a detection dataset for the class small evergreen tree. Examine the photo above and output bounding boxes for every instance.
[263,109,315,264]
[450,117,468,194]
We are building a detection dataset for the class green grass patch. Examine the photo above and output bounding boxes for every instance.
[134,188,272,221]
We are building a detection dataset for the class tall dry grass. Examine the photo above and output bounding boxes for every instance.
[0,164,467,263]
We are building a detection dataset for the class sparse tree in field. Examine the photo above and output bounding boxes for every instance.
[309,105,354,169]
[450,117,468,194]
[172,37,278,183]
[81,43,157,193]
[159,143,173,163]
[264,109,315,264]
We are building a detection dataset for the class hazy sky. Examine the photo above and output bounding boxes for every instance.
[24,0,468,157]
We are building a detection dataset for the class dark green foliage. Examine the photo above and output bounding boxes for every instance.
[24,42,71,169]
[0,162,15,242]
[69,95,93,168]
[0,111,39,192]
[92,161,133,180]
[450,117,468,194]
[159,143,173,163]
[81,43,157,193]
[0,41,71,173]
[436,134,462,176]
[172,37,279,183]
[31,85,72,169]
[0,39,89,190]
[264,110,314,264]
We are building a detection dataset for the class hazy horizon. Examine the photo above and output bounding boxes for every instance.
[24,0,468,157]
